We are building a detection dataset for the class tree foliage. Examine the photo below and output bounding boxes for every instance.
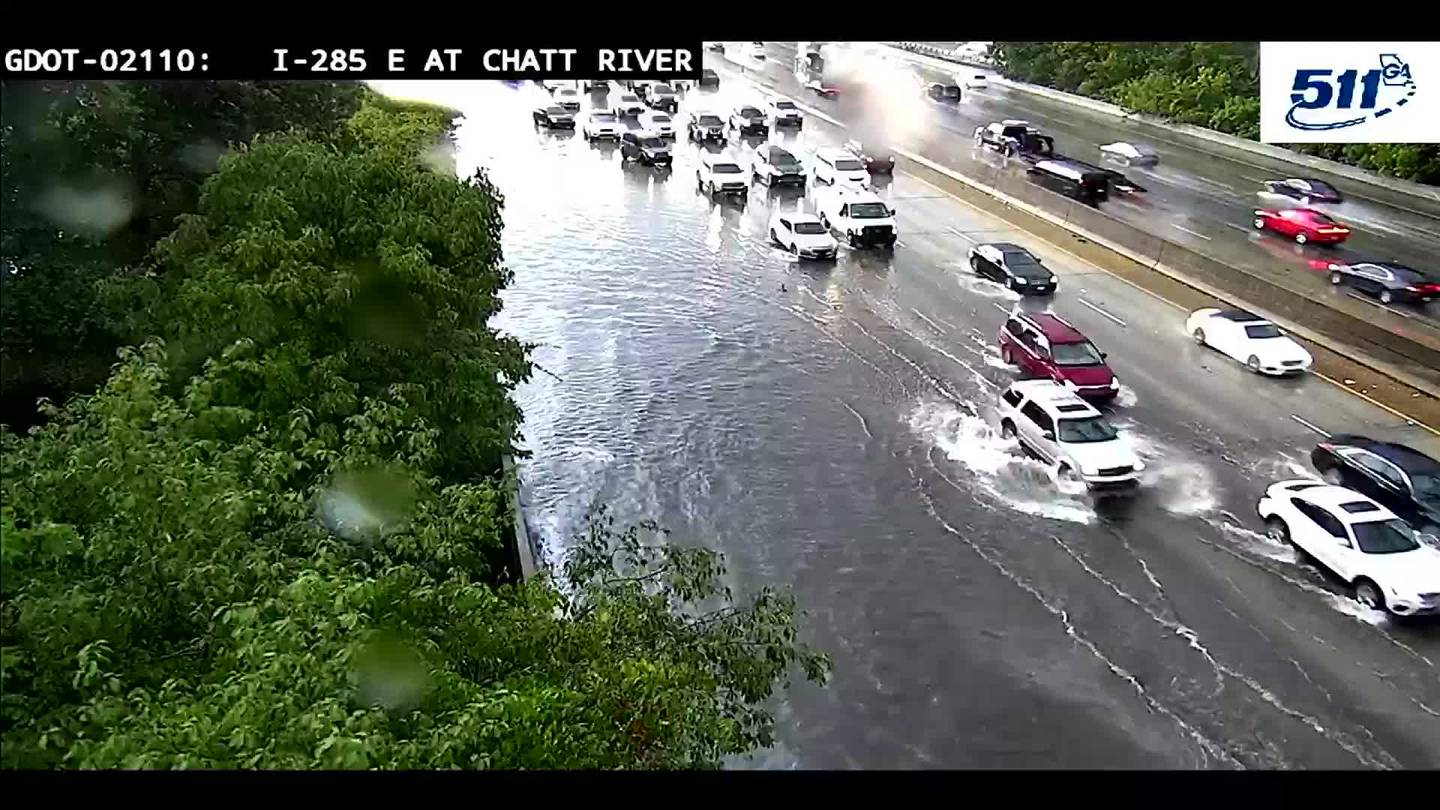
[1,81,367,430]
[1,90,828,769]
[990,43,1439,185]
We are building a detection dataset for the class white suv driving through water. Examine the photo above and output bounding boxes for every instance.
[697,153,749,197]
[813,185,897,248]
[811,147,870,186]
[997,380,1144,492]
[768,210,838,260]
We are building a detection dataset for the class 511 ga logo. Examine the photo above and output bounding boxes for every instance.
[1286,54,1417,131]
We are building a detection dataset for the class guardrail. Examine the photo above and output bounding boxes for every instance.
[880,42,1440,209]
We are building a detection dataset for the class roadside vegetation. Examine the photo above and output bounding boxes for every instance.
[989,43,1440,186]
[0,81,827,768]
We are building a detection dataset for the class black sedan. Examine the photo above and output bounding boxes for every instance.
[968,242,1057,295]
[1312,435,1440,537]
[926,83,962,102]
[1264,177,1344,204]
[844,139,895,174]
[532,105,575,129]
[1326,261,1440,305]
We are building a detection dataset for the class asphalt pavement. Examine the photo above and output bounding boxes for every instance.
[373,77,1440,769]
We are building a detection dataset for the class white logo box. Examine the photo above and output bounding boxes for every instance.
[1260,41,1440,143]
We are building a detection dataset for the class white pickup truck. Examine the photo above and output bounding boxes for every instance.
[814,185,898,248]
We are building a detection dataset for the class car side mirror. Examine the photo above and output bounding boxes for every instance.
[888,206,897,216]
[1042,430,1055,441]
[1101,352,1109,359]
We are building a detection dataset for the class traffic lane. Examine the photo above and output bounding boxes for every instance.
[777,184,1440,767]
[723,55,1440,351]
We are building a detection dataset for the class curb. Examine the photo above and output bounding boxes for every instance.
[879,42,1440,207]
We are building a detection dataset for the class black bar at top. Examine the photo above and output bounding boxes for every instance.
[1,43,705,80]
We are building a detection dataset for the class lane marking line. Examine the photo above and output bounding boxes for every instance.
[1223,222,1253,233]
[721,63,1440,438]
[992,302,1011,315]
[1240,175,1270,185]
[896,239,908,248]
[1171,223,1212,240]
[1078,298,1128,327]
[1290,414,1331,437]
[946,226,977,244]
[1346,292,1413,319]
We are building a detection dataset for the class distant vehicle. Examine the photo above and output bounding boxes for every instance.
[813,184,898,248]
[699,69,721,88]
[1186,308,1312,375]
[1312,436,1440,540]
[969,242,1057,295]
[844,139,895,174]
[1257,480,1440,616]
[582,111,621,140]
[696,152,749,197]
[582,79,607,93]
[974,119,1055,159]
[641,83,679,113]
[998,309,1119,403]
[768,210,839,260]
[811,147,870,187]
[960,73,989,90]
[541,80,575,93]
[707,42,726,53]
[805,79,841,98]
[1264,177,1344,205]
[531,105,575,129]
[745,42,766,61]
[751,144,807,187]
[611,91,647,117]
[997,380,1143,492]
[765,97,804,129]
[926,82,962,102]
[1027,159,1111,205]
[688,112,728,143]
[1253,208,1351,245]
[549,86,582,112]
[639,109,676,138]
[1325,261,1440,306]
[729,104,769,136]
[619,131,672,167]
[1099,141,1158,166]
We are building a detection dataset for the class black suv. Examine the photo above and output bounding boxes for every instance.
[620,131,672,167]
[926,83,962,102]
[752,145,806,187]
[532,105,575,129]
[688,113,727,144]
[729,105,768,137]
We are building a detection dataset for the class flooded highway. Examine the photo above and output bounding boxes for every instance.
[373,77,1440,769]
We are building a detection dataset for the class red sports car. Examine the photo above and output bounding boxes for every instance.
[1252,208,1351,245]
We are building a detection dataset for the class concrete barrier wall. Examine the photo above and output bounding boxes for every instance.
[882,42,1440,208]
[502,455,541,581]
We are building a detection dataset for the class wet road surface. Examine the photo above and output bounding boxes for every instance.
[733,43,1440,343]
[374,78,1440,769]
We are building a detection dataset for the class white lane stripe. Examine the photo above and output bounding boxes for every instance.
[1171,223,1212,240]
[1240,175,1270,185]
[945,226,977,243]
[992,302,1011,315]
[1290,414,1331,437]
[1347,292,1413,319]
[896,239,908,248]
[1223,222,1253,233]
[1078,298,1128,327]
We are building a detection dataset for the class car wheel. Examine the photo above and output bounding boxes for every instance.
[973,131,984,146]
[1353,579,1386,612]
[1322,467,1345,486]
[1379,289,1394,304]
[770,229,780,246]
[1247,355,1262,373]
[970,256,982,274]
[1056,464,1079,485]
[1253,217,1266,230]
[1329,271,1344,286]
[1000,420,1017,439]
[1264,517,1291,546]
[1192,327,1206,345]
[1295,232,1308,245]
[708,182,717,195]
[846,230,858,248]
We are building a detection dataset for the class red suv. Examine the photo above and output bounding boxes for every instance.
[998,310,1119,402]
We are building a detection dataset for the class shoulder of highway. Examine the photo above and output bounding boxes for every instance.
[714,61,1440,434]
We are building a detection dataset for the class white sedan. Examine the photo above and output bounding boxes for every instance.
[639,109,676,137]
[959,73,990,90]
[1099,141,1158,166]
[1258,480,1440,616]
[582,112,621,140]
[768,210,838,261]
[1186,308,1312,375]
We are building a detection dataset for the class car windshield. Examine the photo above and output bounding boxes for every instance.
[546,106,567,115]
[1006,256,1049,279]
[556,89,575,97]
[770,152,800,169]
[849,202,890,219]
[944,86,961,98]
[697,116,722,126]
[1056,416,1118,444]
[793,221,826,235]
[775,101,797,109]
[592,113,616,122]
[835,158,865,171]
[1051,341,1105,367]
[712,163,743,174]
[1351,519,1421,554]
[1307,179,1339,195]
[653,84,674,94]
[650,114,670,122]
[740,107,761,117]
[1244,324,1283,339]
[1412,472,1440,505]
[640,137,665,149]
[1300,212,1338,225]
